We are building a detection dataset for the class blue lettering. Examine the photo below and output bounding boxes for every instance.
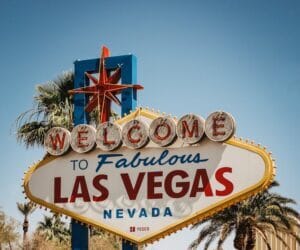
[127,208,136,218]
[70,160,78,170]
[139,208,147,218]
[116,158,129,168]
[152,207,160,217]
[97,154,123,172]
[130,152,142,168]
[180,154,193,164]
[164,207,173,217]
[193,153,207,163]
[116,209,123,218]
[104,207,173,219]
[158,150,170,165]
[97,151,208,170]
[103,210,112,219]
[169,155,179,165]
[142,156,158,166]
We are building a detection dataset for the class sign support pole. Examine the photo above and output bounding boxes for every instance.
[71,60,90,250]
[118,55,138,250]
[72,54,138,250]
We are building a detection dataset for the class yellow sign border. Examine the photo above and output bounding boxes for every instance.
[23,108,275,245]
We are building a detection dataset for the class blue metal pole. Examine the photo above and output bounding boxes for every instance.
[71,60,90,250]
[71,221,89,250]
[72,54,139,250]
[118,55,137,116]
[122,241,138,250]
[118,55,138,250]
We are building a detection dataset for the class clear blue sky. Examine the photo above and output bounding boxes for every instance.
[0,1,299,249]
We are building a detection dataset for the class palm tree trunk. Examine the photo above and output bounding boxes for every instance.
[245,227,256,250]
[234,225,247,250]
[23,216,29,250]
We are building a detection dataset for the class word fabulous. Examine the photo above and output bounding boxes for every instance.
[44,111,236,156]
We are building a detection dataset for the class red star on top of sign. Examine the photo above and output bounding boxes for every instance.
[69,46,143,123]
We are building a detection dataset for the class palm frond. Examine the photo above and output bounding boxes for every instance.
[189,224,219,249]
[15,71,74,148]
[217,224,233,249]
[254,226,271,250]
[190,179,299,250]
[204,232,218,250]
[16,202,36,216]
[16,121,50,148]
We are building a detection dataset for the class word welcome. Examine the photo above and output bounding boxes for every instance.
[45,111,236,156]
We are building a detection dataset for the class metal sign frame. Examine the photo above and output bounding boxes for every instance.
[24,107,275,246]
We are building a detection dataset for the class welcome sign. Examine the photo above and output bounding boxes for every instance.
[24,108,274,244]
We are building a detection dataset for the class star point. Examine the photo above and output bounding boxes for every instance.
[69,47,143,123]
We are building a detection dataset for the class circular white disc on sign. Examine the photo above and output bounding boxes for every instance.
[149,117,176,146]
[44,127,71,156]
[122,119,149,149]
[70,124,96,153]
[176,114,205,144]
[205,111,236,142]
[96,122,122,151]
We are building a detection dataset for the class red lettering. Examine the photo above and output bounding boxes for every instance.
[215,167,233,196]
[77,131,88,147]
[212,116,226,136]
[70,176,90,202]
[190,169,213,197]
[103,127,115,145]
[121,173,145,200]
[165,170,189,198]
[182,120,199,138]
[154,123,171,141]
[147,171,163,199]
[93,175,109,201]
[54,177,68,203]
[50,133,66,150]
[127,125,141,144]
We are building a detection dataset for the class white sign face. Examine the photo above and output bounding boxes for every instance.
[25,137,273,244]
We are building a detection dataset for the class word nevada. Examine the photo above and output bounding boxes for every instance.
[45,111,236,156]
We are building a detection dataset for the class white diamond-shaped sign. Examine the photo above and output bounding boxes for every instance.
[24,109,274,244]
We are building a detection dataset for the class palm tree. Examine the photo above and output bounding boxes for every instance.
[15,70,117,147]
[89,227,120,249]
[16,202,36,248]
[37,214,70,243]
[16,71,74,147]
[15,70,117,248]
[0,210,19,250]
[189,181,300,250]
